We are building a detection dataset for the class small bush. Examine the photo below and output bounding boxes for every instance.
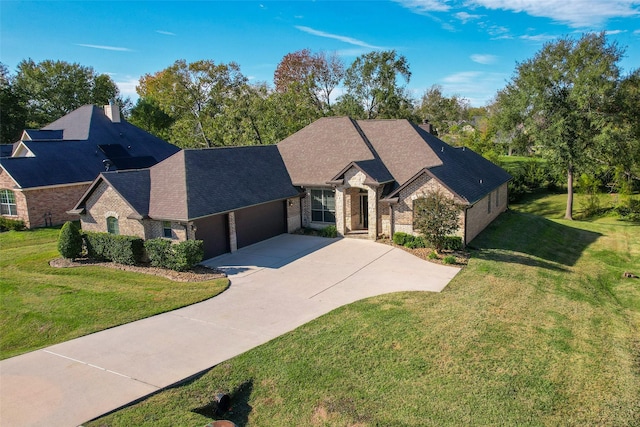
[320,225,337,238]
[428,251,439,260]
[393,232,409,245]
[406,236,426,249]
[0,217,26,231]
[441,236,463,251]
[58,221,83,259]
[144,238,172,268]
[443,255,456,264]
[169,240,204,272]
[83,232,144,265]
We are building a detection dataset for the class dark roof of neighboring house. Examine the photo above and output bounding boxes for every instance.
[0,105,180,189]
[76,145,302,221]
[23,129,64,140]
[0,145,13,157]
[277,116,510,205]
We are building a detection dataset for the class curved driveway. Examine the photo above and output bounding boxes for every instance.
[0,234,459,427]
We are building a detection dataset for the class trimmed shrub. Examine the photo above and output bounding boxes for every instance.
[144,238,204,271]
[83,232,144,265]
[441,236,463,251]
[144,238,172,268]
[428,251,439,260]
[58,221,82,259]
[169,240,204,272]
[320,225,338,238]
[0,217,26,231]
[406,236,426,249]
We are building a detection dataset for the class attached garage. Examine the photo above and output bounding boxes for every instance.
[235,200,287,249]
[194,214,230,259]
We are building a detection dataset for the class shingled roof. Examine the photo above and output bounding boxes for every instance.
[75,145,302,222]
[277,116,510,205]
[0,105,179,189]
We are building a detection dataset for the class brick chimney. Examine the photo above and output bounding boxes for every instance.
[419,119,437,135]
[104,100,121,123]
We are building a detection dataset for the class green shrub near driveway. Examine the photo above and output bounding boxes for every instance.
[144,238,204,271]
[0,217,25,231]
[320,225,337,238]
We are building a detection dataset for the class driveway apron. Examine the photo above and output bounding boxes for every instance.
[0,234,460,426]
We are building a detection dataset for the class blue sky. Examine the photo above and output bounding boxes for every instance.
[1,0,639,106]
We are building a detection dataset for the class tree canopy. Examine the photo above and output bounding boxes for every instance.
[13,59,121,129]
[493,33,624,219]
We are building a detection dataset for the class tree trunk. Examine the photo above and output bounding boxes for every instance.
[565,166,574,220]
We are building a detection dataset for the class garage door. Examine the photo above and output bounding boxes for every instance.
[194,214,230,259]
[235,200,286,249]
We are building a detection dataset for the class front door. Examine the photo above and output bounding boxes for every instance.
[359,193,368,229]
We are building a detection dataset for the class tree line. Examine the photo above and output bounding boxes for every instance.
[1,33,638,219]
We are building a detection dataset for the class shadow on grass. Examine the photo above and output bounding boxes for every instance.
[192,380,253,426]
[469,211,601,269]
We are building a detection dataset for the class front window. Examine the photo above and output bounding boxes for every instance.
[107,216,119,235]
[163,221,172,238]
[311,189,335,223]
[0,189,17,216]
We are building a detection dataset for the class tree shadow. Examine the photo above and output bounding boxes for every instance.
[468,211,601,269]
[192,380,253,427]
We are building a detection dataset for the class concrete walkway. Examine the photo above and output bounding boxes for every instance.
[0,235,460,426]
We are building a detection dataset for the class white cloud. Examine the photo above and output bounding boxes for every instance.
[455,11,483,23]
[605,29,627,35]
[156,30,176,36]
[635,29,640,34]
[468,0,640,28]
[392,0,452,13]
[295,26,383,49]
[114,77,139,99]
[471,54,498,64]
[77,44,132,52]
[440,71,506,106]
[520,33,558,42]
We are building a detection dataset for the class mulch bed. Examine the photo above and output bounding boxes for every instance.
[378,239,470,266]
[49,257,226,282]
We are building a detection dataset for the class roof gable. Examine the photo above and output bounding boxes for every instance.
[277,117,375,186]
[330,159,395,186]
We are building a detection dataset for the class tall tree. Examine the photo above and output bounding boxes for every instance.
[128,97,174,142]
[494,33,623,219]
[13,59,121,128]
[274,49,344,113]
[137,59,248,147]
[341,50,413,119]
[0,63,27,144]
[416,85,469,135]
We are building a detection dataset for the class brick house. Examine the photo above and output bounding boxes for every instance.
[72,117,511,259]
[0,103,180,228]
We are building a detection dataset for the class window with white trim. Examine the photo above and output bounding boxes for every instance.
[107,216,119,235]
[0,189,17,216]
[311,189,335,223]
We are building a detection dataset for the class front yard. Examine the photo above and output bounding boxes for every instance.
[86,192,640,426]
[0,227,229,360]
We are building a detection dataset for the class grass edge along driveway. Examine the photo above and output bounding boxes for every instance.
[0,227,229,360]
[88,192,640,426]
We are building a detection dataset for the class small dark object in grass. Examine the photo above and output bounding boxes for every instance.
[193,393,231,418]
[623,272,639,279]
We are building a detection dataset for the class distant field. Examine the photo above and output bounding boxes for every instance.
[88,193,640,426]
[0,227,229,359]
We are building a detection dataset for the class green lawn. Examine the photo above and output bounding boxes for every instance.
[0,227,229,359]
[88,194,640,426]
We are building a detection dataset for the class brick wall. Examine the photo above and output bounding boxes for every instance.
[465,182,508,244]
[391,173,462,236]
[0,168,90,228]
[286,197,301,232]
[0,168,27,225]
[80,181,146,237]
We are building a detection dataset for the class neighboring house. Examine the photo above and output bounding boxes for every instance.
[72,117,511,260]
[0,103,180,228]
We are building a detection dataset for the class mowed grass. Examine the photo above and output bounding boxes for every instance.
[89,194,640,427]
[0,227,228,359]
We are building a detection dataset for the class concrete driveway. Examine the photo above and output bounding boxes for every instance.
[0,234,459,427]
